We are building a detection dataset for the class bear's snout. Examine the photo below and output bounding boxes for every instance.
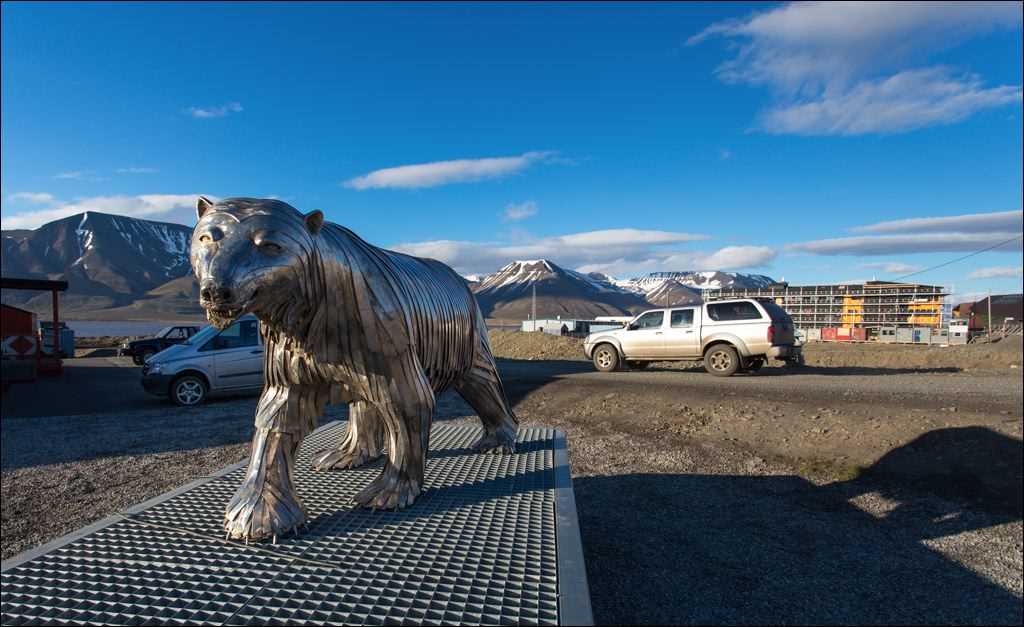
[200,280,235,306]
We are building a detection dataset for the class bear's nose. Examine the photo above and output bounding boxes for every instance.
[200,281,234,304]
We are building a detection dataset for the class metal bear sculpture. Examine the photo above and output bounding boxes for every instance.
[190,197,518,542]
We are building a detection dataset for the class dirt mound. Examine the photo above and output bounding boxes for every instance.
[795,336,1022,372]
[488,331,586,361]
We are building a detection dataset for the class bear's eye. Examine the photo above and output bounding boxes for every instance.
[197,227,223,244]
[257,240,283,254]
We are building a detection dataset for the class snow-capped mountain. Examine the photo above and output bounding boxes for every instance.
[470,263,780,318]
[1,211,195,314]
[610,271,776,306]
[621,271,776,292]
[472,260,650,319]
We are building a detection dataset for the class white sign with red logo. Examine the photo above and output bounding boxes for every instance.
[2,335,39,357]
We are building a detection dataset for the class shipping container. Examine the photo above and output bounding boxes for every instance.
[896,327,914,343]
[850,328,867,342]
[821,327,838,342]
[930,329,949,345]
[878,327,898,343]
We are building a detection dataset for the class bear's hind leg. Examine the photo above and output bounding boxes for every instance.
[455,355,518,454]
[311,400,384,470]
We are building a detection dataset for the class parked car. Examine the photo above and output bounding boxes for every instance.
[141,315,263,406]
[120,325,201,365]
[583,298,803,376]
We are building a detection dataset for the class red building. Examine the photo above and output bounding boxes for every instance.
[1,303,36,337]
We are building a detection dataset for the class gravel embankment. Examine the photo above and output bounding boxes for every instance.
[3,334,1021,624]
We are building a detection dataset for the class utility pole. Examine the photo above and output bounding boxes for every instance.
[531,283,537,331]
[987,289,992,341]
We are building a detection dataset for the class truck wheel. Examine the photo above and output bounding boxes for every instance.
[626,361,649,370]
[705,345,740,377]
[132,355,144,365]
[593,344,620,372]
[171,374,208,407]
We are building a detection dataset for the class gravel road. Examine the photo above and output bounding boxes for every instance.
[2,355,1021,624]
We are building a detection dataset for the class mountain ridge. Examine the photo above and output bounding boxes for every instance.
[2,212,777,320]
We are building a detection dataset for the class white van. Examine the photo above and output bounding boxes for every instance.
[140,314,264,406]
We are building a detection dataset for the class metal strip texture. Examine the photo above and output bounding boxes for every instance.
[1,422,590,626]
[190,197,519,540]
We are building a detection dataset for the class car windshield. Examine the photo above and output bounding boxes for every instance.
[183,323,217,345]
[155,326,174,338]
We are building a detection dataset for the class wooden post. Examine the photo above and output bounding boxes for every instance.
[987,290,992,340]
[52,288,60,357]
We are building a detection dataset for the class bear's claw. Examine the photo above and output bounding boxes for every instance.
[224,481,306,543]
[311,446,382,471]
[353,471,422,510]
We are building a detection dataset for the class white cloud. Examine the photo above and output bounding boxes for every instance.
[853,210,1023,234]
[575,245,777,278]
[1,194,217,229]
[391,228,774,276]
[344,151,557,190]
[949,290,992,305]
[788,232,1023,255]
[8,192,55,204]
[116,167,160,174]
[690,1,1023,135]
[53,171,106,182]
[859,261,924,274]
[968,265,1023,279]
[503,200,538,222]
[186,102,243,119]
[759,68,1022,135]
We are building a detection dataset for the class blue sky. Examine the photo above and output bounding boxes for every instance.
[2,1,1022,299]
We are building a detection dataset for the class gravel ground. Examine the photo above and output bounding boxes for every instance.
[2,350,1021,624]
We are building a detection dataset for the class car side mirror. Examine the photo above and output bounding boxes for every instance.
[628,323,639,331]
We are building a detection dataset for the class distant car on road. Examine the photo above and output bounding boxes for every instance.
[120,325,201,365]
[583,298,803,376]
[141,315,263,406]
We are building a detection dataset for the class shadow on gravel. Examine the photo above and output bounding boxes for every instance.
[752,365,962,376]
[637,363,963,376]
[495,358,593,404]
[576,427,1023,625]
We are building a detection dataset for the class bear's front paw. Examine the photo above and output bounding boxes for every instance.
[472,430,517,454]
[224,482,306,542]
[353,470,422,510]
[311,446,381,471]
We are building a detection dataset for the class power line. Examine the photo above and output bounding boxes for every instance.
[892,234,1023,282]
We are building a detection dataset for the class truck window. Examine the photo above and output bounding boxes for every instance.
[670,309,694,327]
[757,301,793,323]
[706,302,763,322]
[634,311,664,329]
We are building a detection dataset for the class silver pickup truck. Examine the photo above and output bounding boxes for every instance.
[583,298,802,376]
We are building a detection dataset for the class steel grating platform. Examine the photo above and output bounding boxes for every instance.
[1,422,592,626]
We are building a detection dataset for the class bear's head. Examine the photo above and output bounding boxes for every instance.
[190,197,324,329]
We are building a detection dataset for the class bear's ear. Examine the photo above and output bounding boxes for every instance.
[196,196,215,220]
[304,210,324,235]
